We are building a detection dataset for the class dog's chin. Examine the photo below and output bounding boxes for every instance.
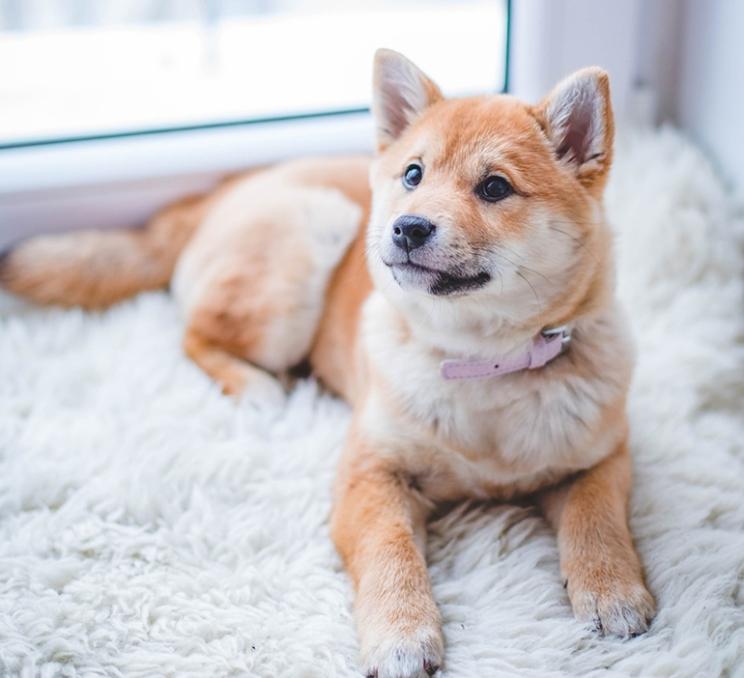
[387,261,491,296]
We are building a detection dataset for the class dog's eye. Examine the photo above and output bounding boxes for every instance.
[476,176,513,202]
[402,164,423,189]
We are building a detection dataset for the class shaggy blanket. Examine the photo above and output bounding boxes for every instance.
[1,128,743,678]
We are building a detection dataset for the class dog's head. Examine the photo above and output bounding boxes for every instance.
[367,49,615,328]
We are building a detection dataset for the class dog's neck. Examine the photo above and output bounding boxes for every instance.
[380,257,613,362]
[400,301,541,358]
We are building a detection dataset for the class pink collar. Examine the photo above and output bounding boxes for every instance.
[440,326,572,380]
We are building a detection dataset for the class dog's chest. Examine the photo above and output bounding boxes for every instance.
[361,297,632,499]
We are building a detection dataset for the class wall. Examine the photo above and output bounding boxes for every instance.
[510,0,743,194]
[674,0,744,193]
[509,0,642,117]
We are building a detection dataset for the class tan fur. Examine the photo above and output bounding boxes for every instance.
[1,51,654,678]
[310,233,372,401]
[182,328,279,398]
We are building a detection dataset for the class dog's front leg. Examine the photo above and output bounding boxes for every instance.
[332,436,442,678]
[540,439,655,637]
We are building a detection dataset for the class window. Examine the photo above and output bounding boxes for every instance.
[0,0,509,147]
[0,1,510,249]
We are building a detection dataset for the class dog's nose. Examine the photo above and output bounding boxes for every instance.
[392,215,435,252]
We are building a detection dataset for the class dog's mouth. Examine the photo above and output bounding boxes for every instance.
[386,260,491,296]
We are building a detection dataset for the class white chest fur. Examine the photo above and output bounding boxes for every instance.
[359,292,634,500]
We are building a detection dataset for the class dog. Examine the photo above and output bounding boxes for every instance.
[0,49,655,678]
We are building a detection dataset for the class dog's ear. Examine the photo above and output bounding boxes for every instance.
[372,49,443,150]
[537,67,614,191]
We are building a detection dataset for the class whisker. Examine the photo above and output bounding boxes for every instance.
[494,248,553,287]
[547,223,600,265]
[516,270,541,308]
[488,248,543,309]
[548,225,582,243]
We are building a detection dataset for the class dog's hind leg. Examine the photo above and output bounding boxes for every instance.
[174,182,362,400]
[183,327,285,403]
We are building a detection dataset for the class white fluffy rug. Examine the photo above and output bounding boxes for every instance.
[1,127,743,678]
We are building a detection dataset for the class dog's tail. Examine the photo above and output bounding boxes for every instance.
[0,193,209,310]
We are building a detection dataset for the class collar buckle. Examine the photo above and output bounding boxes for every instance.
[541,325,572,352]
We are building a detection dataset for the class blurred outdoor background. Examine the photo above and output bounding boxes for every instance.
[0,0,507,144]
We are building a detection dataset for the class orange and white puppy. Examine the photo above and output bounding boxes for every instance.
[0,50,654,678]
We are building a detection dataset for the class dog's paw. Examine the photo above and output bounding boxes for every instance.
[362,625,443,678]
[232,367,286,408]
[568,575,655,638]
[244,372,286,408]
